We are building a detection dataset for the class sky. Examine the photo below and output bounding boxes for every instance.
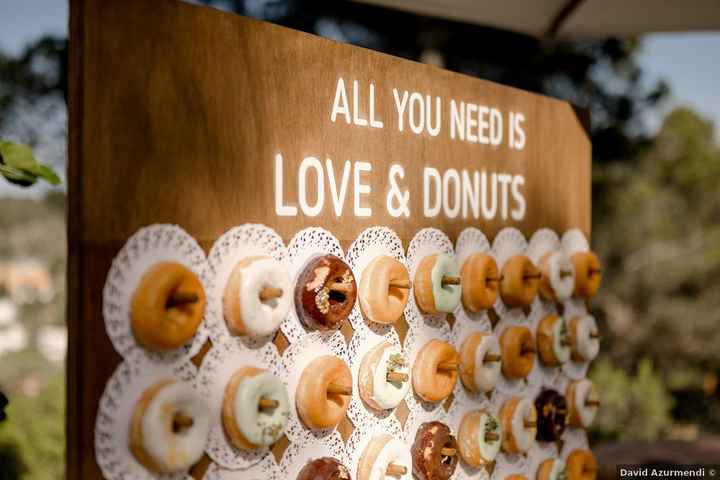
[0,0,718,198]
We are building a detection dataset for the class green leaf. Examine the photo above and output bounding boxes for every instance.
[0,140,61,187]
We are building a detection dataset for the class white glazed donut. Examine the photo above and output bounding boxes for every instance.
[500,397,537,454]
[358,434,412,480]
[223,256,291,337]
[539,250,575,302]
[569,315,600,362]
[129,380,211,474]
[358,341,411,411]
[459,332,501,393]
[567,379,599,428]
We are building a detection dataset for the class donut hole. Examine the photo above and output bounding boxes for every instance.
[171,411,194,435]
[328,289,347,305]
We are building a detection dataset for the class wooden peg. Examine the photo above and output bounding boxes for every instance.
[484,353,502,363]
[586,399,600,407]
[258,397,279,411]
[484,431,500,442]
[559,269,574,279]
[172,413,194,432]
[441,447,457,457]
[389,279,412,289]
[521,343,536,355]
[589,331,600,339]
[387,372,409,382]
[437,361,459,372]
[386,464,407,476]
[488,307,501,327]
[589,267,603,275]
[486,275,503,284]
[441,276,461,286]
[327,383,352,396]
[524,420,537,428]
[259,286,283,301]
[328,282,353,293]
[168,291,199,307]
[523,272,542,280]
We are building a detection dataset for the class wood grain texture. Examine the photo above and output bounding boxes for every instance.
[68,0,591,478]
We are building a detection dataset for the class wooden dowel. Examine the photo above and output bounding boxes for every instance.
[485,431,500,441]
[589,331,600,339]
[589,268,603,275]
[259,286,283,301]
[441,447,456,457]
[258,397,279,411]
[389,279,412,289]
[437,361,459,372]
[327,383,352,396]
[488,308,501,327]
[585,399,600,407]
[386,464,407,476]
[441,276,461,286]
[524,420,537,428]
[484,353,501,363]
[328,282,353,293]
[560,269,573,279]
[168,291,199,307]
[173,413,194,431]
[486,275,503,284]
[524,272,542,280]
[521,344,536,355]
[484,460,496,473]
[560,337,571,346]
[386,371,409,382]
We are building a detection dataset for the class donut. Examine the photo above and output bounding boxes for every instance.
[566,449,598,480]
[506,475,528,480]
[538,250,575,303]
[358,341,411,411]
[223,256,291,337]
[130,261,206,351]
[411,421,459,480]
[568,315,600,362]
[296,355,352,429]
[412,339,460,402]
[297,457,352,480]
[499,397,537,454]
[534,389,568,442]
[460,253,500,312]
[536,314,571,367]
[414,253,462,314]
[295,254,356,331]
[358,434,412,480]
[457,410,502,468]
[571,251,602,299]
[459,332,502,393]
[537,459,567,480]
[500,255,540,309]
[566,379,599,429]
[221,366,290,450]
[359,255,411,325]
[500,326,536,379]
[129,379,211,474]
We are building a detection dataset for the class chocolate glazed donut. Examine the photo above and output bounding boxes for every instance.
[411,421,459,480]
[297,457,352,480]
[295,254,357,331]
[534,389,567,442]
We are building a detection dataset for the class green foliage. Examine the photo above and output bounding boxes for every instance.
[0,140,60,187]
[590,358,675,442]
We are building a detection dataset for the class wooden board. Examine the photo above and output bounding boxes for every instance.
[67,0,591,478]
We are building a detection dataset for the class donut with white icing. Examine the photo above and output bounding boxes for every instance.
[414,253,462,314]
[459,332,501,393]
[457,410,503,468]
[222,366,290,450]
[358,434,412,480]
[129,379,211,474]
[566,379,599,428]
[536,314,571,367]
[358,341,411,411]
[359,255,410,325]
[499,397,537,454]
[538,459,567,480]
[568,315,599,362]
[538,250,575,302]
[223,256,291,337]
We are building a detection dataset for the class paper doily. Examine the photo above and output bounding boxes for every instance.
[102,224,210,364]
[279,430,349,479]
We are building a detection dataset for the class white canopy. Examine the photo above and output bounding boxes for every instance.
[354,0,720,37]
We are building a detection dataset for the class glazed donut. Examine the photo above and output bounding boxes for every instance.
[223,256,291,337]
[568,315,600,362]
[296,355,352,429]
[295,254,356,331]
[411,421,459,480]
[459,332,502,393]
[566,379,599,428]
[457,410,502,468]
[538,250,575,303]
[358,341,411,411]
[412,339,460,402]
[460,253,500,312]
[500,326,536,379]
[129,379,211,474]
[297,457,352,480]
[536,314,571,367]
[358,434,412,480]
[500,255,540,309]
[359,256,411,325]
[499,397,537,454]
[414,253,462,314]
[221,366,290,450]
[566,449,598,480]
[571,251,602,299]
[534,389,568,442]
[537,459,567,480]
[131,261,206,351]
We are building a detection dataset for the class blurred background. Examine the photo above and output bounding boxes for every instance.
[1,0,719,478]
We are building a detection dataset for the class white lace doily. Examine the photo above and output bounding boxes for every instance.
[281,227,345,344]
[280,331,350,443]
[194,342,282,469]
[102,224,211,364]
[206,224,288,349]
[203,458,279,480]
[94,357,198,480]
[561,229,590,257]
[347,416,406,480]
[345,226,407,338]
[280,430,349,479]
